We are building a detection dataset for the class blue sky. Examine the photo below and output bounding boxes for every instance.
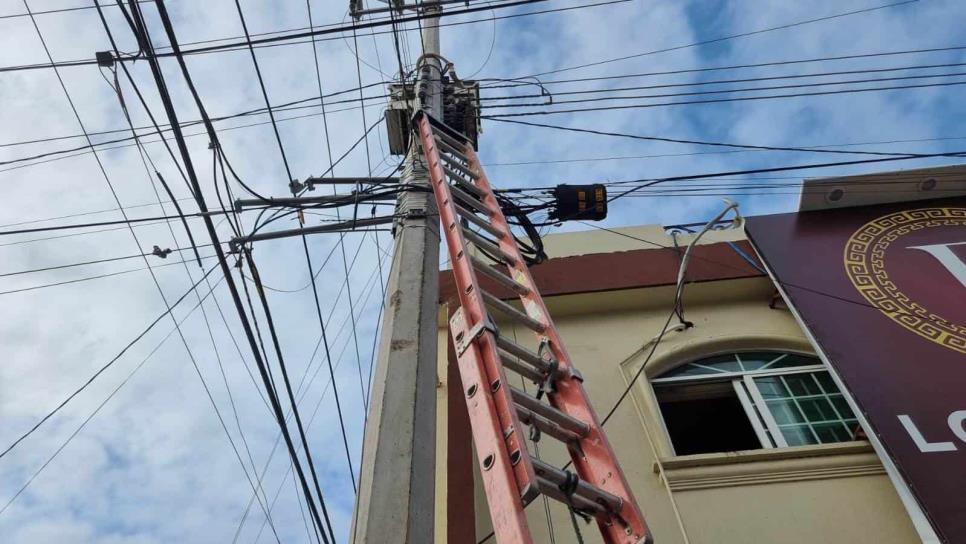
[0,0,964,542]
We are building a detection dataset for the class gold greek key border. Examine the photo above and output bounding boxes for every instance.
[843,207,966,354]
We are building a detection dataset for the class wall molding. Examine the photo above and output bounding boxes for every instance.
[657,442,886,491]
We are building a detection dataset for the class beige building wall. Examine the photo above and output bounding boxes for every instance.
[435,225,920,544]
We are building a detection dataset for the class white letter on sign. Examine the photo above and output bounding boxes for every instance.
[907,241,966,289]
[898,414,957,452]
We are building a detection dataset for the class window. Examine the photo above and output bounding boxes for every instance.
[652,351,861,456]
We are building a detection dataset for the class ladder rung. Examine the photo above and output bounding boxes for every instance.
[515,405,581,443]
[434,135,471,164]
[470,255,529,295]
[431,125,468,152]
[500,354,545,384]
[464,228,517,266]
[535,477,605,514]
[531,457,623,514]
[495,335,550,373]
[450,185,490,215]
[481,290,544,332]
[441,156,480,180]
[455,204,503,238]
[511,387,589,437]
[445,170,485,199]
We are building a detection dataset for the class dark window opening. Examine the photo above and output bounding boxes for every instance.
[655,381,762,455]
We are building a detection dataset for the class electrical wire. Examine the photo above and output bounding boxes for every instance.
[0,0,627,75]
[521,0,919,78]
[496,147,966,216]
[482,61,966,100]
[482,79,966,117]
[234,234,387,542]
[136,1,336,540]
[484,70,966,108]
[21,13,278,529]
[0,208,255,237]
[0,271,230,518]
[306,1,369,496]
[0,0,152,20]
[483,134,966,167]
[102,8,281,530]
[478,45,966,89]
[347,22,379,410]
[485,117,931,158]
[243,251,337,543]
[0,244,213,279]
[0,257,221,460]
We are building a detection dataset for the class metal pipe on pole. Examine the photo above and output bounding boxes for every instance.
[350,4,443,543]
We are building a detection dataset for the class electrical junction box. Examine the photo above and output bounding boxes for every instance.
[385,79,481,156]
[548,184,608,222]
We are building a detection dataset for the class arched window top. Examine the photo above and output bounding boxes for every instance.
[653,351,821,382]
[649,350,858,455]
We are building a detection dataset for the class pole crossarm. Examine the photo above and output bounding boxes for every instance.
[229,215,395,249]
[234,193,397,212]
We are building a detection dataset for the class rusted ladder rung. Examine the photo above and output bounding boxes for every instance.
[470,254,530,295]
[481,290,543,332]
[511,386,589,437]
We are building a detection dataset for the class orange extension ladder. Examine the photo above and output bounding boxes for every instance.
[414,111,651,544]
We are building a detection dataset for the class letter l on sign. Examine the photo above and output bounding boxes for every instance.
[897,415,957,453]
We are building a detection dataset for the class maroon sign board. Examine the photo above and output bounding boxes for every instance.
[745,197,966,543]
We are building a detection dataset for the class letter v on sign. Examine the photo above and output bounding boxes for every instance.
[907,241,966,289]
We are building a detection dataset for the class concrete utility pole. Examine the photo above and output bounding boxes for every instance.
[351,4,443,543]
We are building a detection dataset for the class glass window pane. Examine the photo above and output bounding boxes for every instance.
[797,397,839,421]
[815,372,839,393]
[767,399,805,424]
[753,371,861,448]
[830,395,856,419]
[735,352,778,371]
[755,377,786,399]
[698,354,741,373]
[660,355,741,378]
[813,422,853,443]
[665,364,718,377]
[780,425,817,446]
[656,352,822,380]
[767,354,821,369]
[782,374,822,396]
[843,420,860,438]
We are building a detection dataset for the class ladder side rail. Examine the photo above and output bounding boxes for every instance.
[449,309,534,544]
[458,140,651,543]
[415,114,540,537]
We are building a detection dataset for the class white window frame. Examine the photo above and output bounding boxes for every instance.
[652,351,856,452]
